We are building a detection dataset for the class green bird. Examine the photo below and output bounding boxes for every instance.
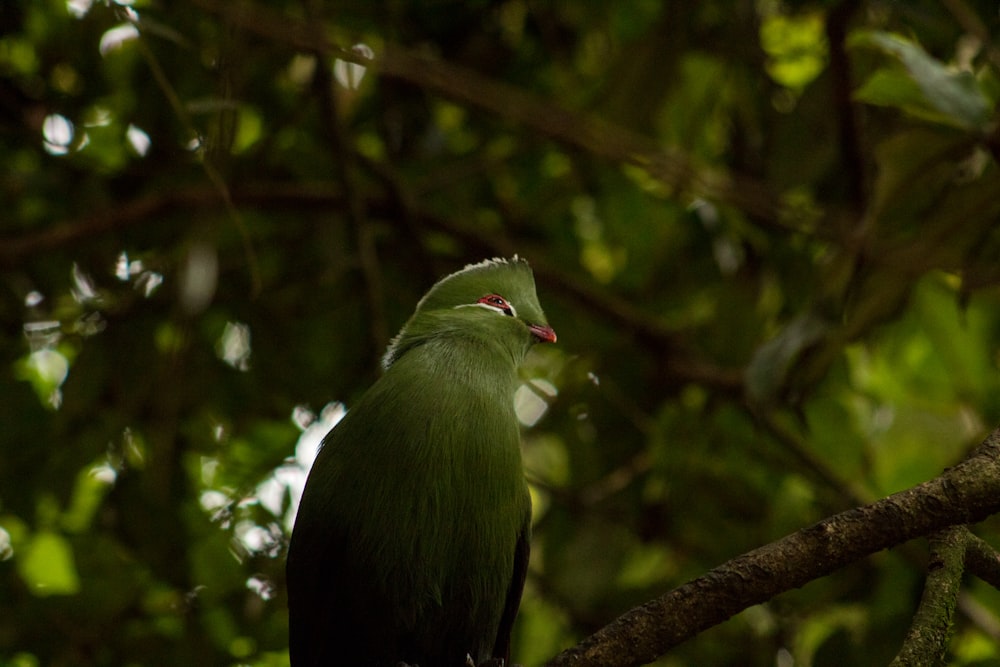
[287,257,557,666]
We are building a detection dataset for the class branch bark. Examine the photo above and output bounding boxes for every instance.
[545,429,1000,667]
[890,527,967,667]
[965,531,1000,590]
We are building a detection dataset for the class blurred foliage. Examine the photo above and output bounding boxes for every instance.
[2,1,1000,665]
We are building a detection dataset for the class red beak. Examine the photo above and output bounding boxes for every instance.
[529,324,557,344]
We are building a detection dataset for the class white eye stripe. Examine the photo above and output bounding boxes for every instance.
[454,302,518,317]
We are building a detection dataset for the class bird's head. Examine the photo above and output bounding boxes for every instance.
[382,256,556,369]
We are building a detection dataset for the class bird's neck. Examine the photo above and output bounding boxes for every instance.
[406,334,521,397]
[386,312,529,383]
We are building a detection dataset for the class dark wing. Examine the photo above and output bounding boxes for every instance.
[286,506,351,666]
[491,516,530,663]
[286,473,396,666]
[286,512,329,666]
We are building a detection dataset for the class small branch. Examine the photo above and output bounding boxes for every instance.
[186,0,790,227]
[374,46,784,223]
[889,526,967,667]
[0,183,343,264]
[304,0,389,362]
[128,6,262,295]
[748,407,875,509]
[577,450,652,508]
[545,429,1000,667]
[0,179,747,393]
[825,0,865,215]
[940,0,1000,71]
[965,531,1000,590]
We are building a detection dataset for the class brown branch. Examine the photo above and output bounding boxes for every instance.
[748,407,875,509]
[374,48,784,223]
[940,0,1000,71]
[186,0,788,227]
[0,180,745,390]
[392,206,746,391]
[0,183,343,264]
[889,527,967,667]
[304,0,389,364]
[825,0,865,215]
[128,5,262,295]
[545,428,1000,667]
[965,531,1000,590]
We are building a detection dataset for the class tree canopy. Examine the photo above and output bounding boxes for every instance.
[3,1,1000,666]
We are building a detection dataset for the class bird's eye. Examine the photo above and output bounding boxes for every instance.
[477,294,514,316]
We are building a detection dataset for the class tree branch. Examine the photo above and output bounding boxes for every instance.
[889,527,967,667]
[303,0,389,365]
[128,5,262,295]
[0,183,344,264]
[545,428,1000,667]
[825,0,865,215]
[965,530,1000,590]
[186,0,790,227]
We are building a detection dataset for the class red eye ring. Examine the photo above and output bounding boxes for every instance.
[480,294,506,307]
[477,294,513,315]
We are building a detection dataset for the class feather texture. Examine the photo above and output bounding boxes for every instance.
[287,257,553,666]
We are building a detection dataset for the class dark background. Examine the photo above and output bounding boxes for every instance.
[3,1,1000,665]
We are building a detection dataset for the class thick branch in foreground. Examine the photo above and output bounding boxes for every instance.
[545,429,1000,667]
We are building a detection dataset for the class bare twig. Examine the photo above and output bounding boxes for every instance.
[0,183,343,263]
[0,179,745,390]
[127,6,262,295]
[940,0,1000,70]
[303,0,389,361]
[825,0,865,215]
[748,407,875,509]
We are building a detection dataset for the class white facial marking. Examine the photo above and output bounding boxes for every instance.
[453,302,517,317]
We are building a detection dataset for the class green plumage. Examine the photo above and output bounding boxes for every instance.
[287,257,555,666]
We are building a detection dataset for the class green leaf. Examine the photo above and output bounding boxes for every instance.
[853,31,992,130]
[62,463,115,534]
[760,12,828,89]
[15,347,70,408]
[234,106,264,154]
[855,68,929,114]
[18,531,81,596]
